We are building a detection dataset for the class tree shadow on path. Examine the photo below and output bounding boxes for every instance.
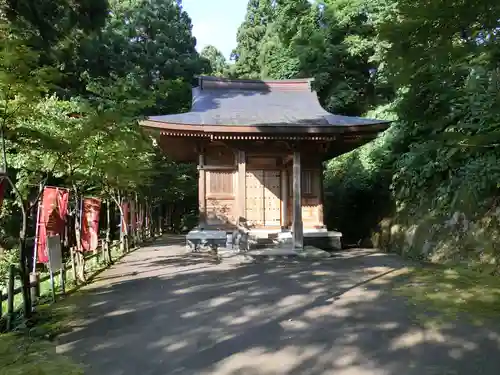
[57,237,500,375]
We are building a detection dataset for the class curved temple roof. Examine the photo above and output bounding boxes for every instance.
[145,76,390,130]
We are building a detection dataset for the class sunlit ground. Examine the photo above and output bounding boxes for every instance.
[395,266,500,327]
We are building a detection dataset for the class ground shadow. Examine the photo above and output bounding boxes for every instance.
[57,238,500,375]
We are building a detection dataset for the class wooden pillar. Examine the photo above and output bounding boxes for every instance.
[292,151,303,250]
[198,152,206,227]
[281,168,288,228]
[318,164,325,227]
[237,150,246,223]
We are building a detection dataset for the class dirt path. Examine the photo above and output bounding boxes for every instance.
[57,237,500,375]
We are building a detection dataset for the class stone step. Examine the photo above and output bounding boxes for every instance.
[247,237,276,250]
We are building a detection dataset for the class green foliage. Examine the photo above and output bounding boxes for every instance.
[226,0,494,270]
[232,0,394,114]
[0,247,19,290]
[0,197,21,251]
[81,0,207,115]
[324,103,397,242]
[230,0,275,78]
[200,45,229,77]
[0,0,204,251]
[0,333,83,375]
[321,0,500,270]
[0,0,109,96]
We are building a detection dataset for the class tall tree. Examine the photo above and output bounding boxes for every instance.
[258,22,299,79]
[0,0,110,96]
[200,45,229,77]
[230,0,275,79]
[271,0,393,115]
[81,0,208,115]
[0,0,110,318]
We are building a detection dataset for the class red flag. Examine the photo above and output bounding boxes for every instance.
[81,197,101,252]
[35,187,70,264]
[121,202,129,234]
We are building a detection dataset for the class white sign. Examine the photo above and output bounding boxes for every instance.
[47,235,63,273]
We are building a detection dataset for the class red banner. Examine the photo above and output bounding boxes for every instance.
[35,187,70,264]
[0,178,5,213]
[121,202,129,234]
[81,197,101,252]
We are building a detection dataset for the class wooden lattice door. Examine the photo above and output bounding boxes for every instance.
[263,170,281,226]
[245,170,281,226]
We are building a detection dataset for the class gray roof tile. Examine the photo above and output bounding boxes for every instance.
[148,78,389,127]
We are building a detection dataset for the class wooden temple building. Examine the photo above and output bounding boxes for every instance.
[141,76,389,250]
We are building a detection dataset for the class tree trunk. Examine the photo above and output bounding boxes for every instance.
[158,203,163,236]
[146,200,151,239]
[19,202,31,319]
[1,122,31,319]
[139,201,144,242]
[4,177,31,319]
[150,205,155,239]
[116,191,129,253]
[74,196,86,282]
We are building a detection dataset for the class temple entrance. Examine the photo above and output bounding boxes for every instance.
[245,170,281,227]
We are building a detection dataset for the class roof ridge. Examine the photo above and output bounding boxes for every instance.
[197,76,314,92]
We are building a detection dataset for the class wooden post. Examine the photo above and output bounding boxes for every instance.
[100,238,106,263]
[92,247,98,268]
[281,168,288,229]
[292,151,303,250]
[70,246,77,285]
[238,150,246,222]
[105,201,112,262]
[29,272,40,305]
[318,164,325,227]
[7,264,15,330]
[157,203,162,236]
[198,151,206,227]
[130,197,139,246]
[60,265,66,295]
[145,200,151,239]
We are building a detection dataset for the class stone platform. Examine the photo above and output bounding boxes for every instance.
[186,226,342,252]
[244,246,332,259]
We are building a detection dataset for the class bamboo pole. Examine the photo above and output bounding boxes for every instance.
[32,194,42,273]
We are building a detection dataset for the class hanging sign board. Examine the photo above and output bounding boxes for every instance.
[47,234,63,273]
[47,234,64,302]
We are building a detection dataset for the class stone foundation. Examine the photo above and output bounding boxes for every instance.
[276,230,342,251]
[186,227,342,252]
